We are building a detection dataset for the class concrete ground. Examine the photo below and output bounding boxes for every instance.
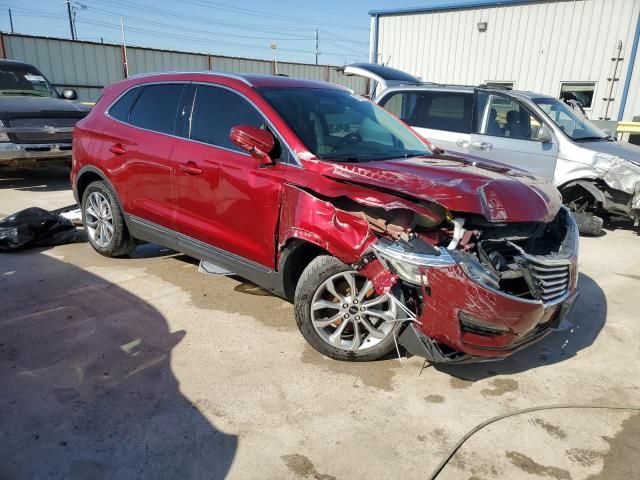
[1,166,639,480]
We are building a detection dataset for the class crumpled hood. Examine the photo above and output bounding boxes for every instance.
[0,96,89,119]
[578,139,640,167]
[303,154,563,223]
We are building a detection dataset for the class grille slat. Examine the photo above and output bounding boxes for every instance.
[524,258,571,302]
[6,117,79,144]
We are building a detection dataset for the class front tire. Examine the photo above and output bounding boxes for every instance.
[294,255,404,362]
[82,180,135,257]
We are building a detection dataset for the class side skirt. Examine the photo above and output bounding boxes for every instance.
[125,214,286,298]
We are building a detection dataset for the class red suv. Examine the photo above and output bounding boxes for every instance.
[71,72,580,363]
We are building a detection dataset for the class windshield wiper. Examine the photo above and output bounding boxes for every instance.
[574,136,610,142]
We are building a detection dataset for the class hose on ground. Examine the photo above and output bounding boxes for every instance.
[427,403,640,480]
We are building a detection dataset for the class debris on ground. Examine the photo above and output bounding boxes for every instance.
[0,207,82,251]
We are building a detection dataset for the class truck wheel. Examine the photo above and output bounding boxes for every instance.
[82,180,135,257]
[294,255,404,362]
[573,211,604,236]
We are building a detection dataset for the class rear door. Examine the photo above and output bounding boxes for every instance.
[106,82,187,229]
[378,89,474,155]
[470,90,558,179]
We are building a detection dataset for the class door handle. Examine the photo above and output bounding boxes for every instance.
[178,162,203,175]
[108,143,126,155]
[456,139,470,148]
[472,141,493,151]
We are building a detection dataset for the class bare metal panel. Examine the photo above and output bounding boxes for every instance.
[376,0,640,120]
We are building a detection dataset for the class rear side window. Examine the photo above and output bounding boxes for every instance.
[189,85,265,152]
[128,84,184,135]
[380,91,473,133]
[108,87,140,122]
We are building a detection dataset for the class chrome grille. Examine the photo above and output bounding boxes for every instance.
[7,117,79,144]
[520,259,571,303]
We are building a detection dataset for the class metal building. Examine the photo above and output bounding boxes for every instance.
[369,0,640,121]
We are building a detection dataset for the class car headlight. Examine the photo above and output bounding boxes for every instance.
[0,120,10,142]
[371,238,455,285]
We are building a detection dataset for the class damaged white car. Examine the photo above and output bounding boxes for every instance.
[342,63,640,234]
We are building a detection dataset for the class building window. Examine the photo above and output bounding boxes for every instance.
[560,82,595,109]
[484,81,514,90]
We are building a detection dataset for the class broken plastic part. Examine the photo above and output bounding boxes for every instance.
[198,260,233,276]
[446,217,465,250]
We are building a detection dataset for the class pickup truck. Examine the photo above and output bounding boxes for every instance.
[0,59,90,168]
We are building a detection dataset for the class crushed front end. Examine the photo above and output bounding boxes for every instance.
[363,206,580,363]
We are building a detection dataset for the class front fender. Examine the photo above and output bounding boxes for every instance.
[277,184,376,264]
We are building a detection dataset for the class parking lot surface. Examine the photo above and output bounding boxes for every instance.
[1,167,639,479]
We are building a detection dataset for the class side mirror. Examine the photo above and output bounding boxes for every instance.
[537,125,552,143]
[61,88,78,100]
[229,125,275,165]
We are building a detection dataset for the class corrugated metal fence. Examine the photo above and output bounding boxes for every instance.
[0,33,366,101]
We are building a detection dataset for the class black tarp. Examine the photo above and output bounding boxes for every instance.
[0,207,79,251]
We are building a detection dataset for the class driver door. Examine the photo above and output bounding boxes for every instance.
[172,83,287,268]
[470,90,558,180]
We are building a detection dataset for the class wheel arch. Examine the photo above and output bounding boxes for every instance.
[278,238,332,302]
[558,178,606,207]
[76,166,126,216]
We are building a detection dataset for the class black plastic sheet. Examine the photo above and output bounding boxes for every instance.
[0,207,79,251]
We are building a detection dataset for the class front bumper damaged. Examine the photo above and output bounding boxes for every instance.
[367,207,580,363]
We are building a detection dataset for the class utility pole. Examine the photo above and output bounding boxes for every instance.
[65,1,75,40]
[315,29,319,65]
[121,17,129,78]
[270,42,278,75]
[8,8,14,33]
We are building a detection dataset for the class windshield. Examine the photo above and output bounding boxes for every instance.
[259,87,431,161]
[0,64,57,97]
[534,97,609,141]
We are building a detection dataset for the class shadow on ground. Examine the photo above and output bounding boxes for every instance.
[0,250,237,479]
[439,273,607,381]
[0,166,72,193]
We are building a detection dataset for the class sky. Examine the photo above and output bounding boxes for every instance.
[0,0,406,66]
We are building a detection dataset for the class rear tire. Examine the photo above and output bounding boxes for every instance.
[82,180,135,257]
[294,255,404,362]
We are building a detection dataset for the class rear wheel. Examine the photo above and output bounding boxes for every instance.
[82,180,135,257]
[294,255,403,362]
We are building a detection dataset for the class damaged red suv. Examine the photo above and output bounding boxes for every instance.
[71,72,580,363]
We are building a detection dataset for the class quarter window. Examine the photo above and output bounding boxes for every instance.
[189,85,266,153]
[108,87,140,122]
[560,82,595,109]
[380,91,473,134]
[128,84,184,135]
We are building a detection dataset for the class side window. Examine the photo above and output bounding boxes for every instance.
[476,92,540,141]
[410,92,473,133]
[189,85,266,153]
[108,87,140,122]
[379,91,418,123]
[129,84,184,135]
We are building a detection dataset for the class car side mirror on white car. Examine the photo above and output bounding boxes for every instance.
[537,125,552,143]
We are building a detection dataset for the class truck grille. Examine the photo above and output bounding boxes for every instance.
[6,117,79,144]
[520,259,571,303]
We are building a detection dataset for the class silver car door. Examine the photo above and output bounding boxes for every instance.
[469,90,558,179]
[377,89,474,155]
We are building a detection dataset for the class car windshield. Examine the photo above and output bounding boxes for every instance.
[258,87,431,161]
[0,64,57,97]
[533,97,609,141]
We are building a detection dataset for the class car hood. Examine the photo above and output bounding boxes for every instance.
[578,139,640,166]
[302,154,563,223]
[0,96,90,119]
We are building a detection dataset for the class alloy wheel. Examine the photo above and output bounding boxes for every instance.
[85,191,114,248]
[310,270,398,352]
